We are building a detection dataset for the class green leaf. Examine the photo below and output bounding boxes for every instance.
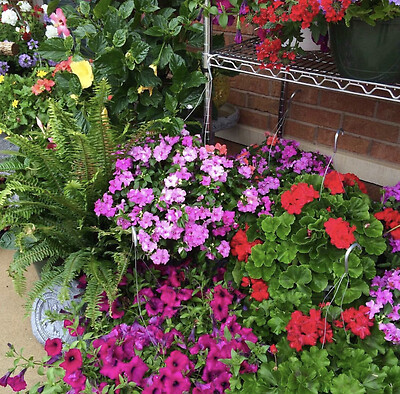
[218,12,228,28]
[37,38,68,62]
[309,272,328,293]
[46,0,59,16]
[143,26,165,37]
[358,234,387,255]
[348,196,370,220]
[165,92,178,114]
[79,1,90,16]
[331,374,366,394]
[119,0,134,18]
[93,0,112,18]
[249,243,277,268]
[113,29,127,47]
[279,265,312,289]
[363,217,383,237]
[276,241,297,264]
[276,212,296,239]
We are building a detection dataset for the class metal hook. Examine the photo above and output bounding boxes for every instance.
[132,226,138,248]
[334,128,344,153]
[344,242,361,273]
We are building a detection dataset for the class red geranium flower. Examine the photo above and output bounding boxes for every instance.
[334,305,374,339]
[230,226,262,262]
[324,170,367,194]
[281,182,319,214]
[324,217,356,249]
[375,208,400,240]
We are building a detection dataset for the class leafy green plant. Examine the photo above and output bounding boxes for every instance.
[38,0,207,127]
[0,80,129,312]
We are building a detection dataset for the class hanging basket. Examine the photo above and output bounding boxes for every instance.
[329,18,400,84]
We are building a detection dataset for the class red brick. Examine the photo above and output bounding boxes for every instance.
[227,89,247,108]
[247,94,280,114]
[238,108,270,130]
[289,103,342,129]
[269,80,282,98]
[287,85,319,106]
[370,141,400,164]
[342,115,399,143]
[283,120,316,143]
[376,101,400,124]
[230,74,271,95]
[319,90,377,117]
[317,128,371,155]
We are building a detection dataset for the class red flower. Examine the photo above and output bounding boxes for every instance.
[324,217,356,249]
[250,278,269,302]
[52,56,73,76]
[375,208,400,240]
[334,305,374,339]
[269,344,278,354]
[281,183,319,214]
[230,227,262,262]
[324,170,367,195]
[44,338,62,356]
[241,277,250,287]
[60,349,83,373]
[31,79,55,95]
[286,309,333,351]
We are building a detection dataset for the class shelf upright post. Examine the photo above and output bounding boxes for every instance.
[202,0,213,144]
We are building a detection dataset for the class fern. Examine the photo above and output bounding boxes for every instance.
[82,278,103,322]
[0,157,26,173]
[25,267,64,314]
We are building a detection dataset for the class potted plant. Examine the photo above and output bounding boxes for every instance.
[209,0,400,83]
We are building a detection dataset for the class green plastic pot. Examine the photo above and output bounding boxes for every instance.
[329,18,400,84]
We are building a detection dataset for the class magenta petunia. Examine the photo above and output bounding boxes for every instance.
[44,338,62,356]
[7,369,27,392]
[59,349,83,373]
[123,356,148,386]
[165,350,190,373]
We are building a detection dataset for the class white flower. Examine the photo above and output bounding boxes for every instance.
[1,9,18,26]
[41,4,48,15]
[45,25,58,39]
[18,1,32,12]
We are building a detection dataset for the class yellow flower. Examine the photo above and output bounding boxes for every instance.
[70,94,78,100]
[149,64,158,76]
[70,60,94,89]
[137,85,153,96]
[0,75,4,83]
[12,100,19,108]
[36,70,47,78]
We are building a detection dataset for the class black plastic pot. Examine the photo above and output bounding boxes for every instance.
[329,18,400,84]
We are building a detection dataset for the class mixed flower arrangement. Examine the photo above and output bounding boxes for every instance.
[1,124,400,392]
[210,0,400,68]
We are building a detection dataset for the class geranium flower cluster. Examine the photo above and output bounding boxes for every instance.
[333,305,374,339]
[324,170,368,195]
[324,217,357,249]
[366,268,400,344]
[241,276,270,301]
[230,226,262,262]
[286,309,334,352]
[280,182,319,214]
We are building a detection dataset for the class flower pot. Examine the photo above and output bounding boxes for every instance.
[329,18,400,84]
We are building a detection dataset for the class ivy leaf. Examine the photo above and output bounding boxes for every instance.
[279,265,312,289]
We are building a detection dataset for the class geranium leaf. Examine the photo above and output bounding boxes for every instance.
[348,196,370,220]
[331,374,365,394]
[276,241,297,264]
[276,212,295,240]
[279,265,312,289]
[267,316,287,334]
[363,217,383,237]
[358,234,387,255]
[309,272,328,293]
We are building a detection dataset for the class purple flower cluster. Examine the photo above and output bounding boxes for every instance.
[18,53,37,68]
[382,181,400,204]
[0,61,9,75]
[95,130,246,264]
[366,268,400,344]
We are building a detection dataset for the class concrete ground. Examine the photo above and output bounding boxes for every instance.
[0,248,46,392]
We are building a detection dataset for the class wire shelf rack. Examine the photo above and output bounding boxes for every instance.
[208,37,400,102]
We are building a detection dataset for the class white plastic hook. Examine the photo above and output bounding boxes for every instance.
[333,128,344,153]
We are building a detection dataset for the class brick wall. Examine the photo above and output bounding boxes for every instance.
[213,24,400,186]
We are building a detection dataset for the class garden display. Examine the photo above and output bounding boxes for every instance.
[0,0,399,393]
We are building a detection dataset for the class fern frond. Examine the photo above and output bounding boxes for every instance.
[113,251,130,290]
[59,250,90,300]
[81,278,103,322]
[25,267,64,314]
[0,204,45,228]
[5,134,67,194]
[0,158,25,173]
[69,132,97,184]
[9,239,63,295]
